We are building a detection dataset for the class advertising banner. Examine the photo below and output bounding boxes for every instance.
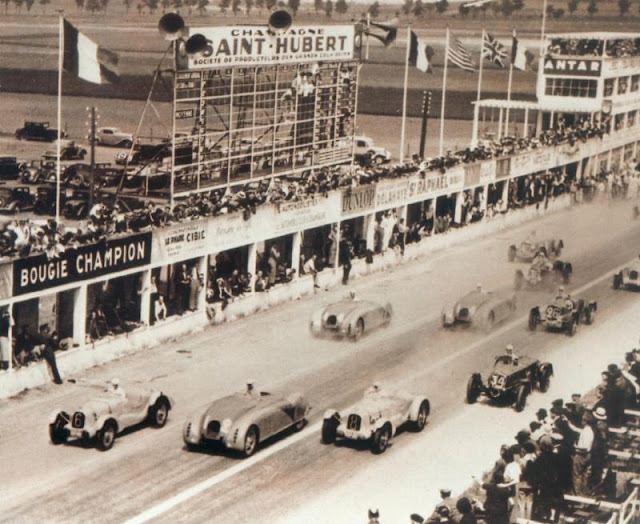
[464,159,496,187]
[208,213,255,253]
[341,184,376,216]
[543,57,602,77]
[375,179,410,209]
[272,194,340,236]
[13,233,152,296]
[187,25,354,69]
[556,142,582,165]
[496,157,510,180]
[510,148,556,177]
[152,221,209,266]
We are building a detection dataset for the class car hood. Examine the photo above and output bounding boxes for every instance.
[202,392,278,421]
[322,300,375,317]
[456,291,492,309]
[76,396,122,415]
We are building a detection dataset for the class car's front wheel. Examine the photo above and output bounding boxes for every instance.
[567,318,577,337]
[613,273,623,290]
[351,318,364,341]
[372,423,391,454]
[149,397,170,428]
[120,140,133,149]
[49,419,69,445]
[466,375,481,404]
[242,426,259,458]
[97,420,117,451]
[514,386,528,412]
[528,309,539,331]
[321,419,338,444]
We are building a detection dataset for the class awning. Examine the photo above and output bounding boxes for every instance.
[474,98,604,113]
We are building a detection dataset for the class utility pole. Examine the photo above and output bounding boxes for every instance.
[419,90,432,161]
[87,106,98,209]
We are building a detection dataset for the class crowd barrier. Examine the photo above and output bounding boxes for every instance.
[0,194,573,399]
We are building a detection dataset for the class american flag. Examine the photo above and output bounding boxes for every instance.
[483,32,507,67]
[448,32,475,72]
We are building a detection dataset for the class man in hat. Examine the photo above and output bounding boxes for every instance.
[410,514,425,524]
[565,394,586,427]
[31,323,62,385]
[535,408,552,434]
[515,429,532,447]
[529,421,546,442]
[563,411,594,496]
[245,380,261,400]
[529,435,563,521]
[590,407,609,493]
[426,489,459,524]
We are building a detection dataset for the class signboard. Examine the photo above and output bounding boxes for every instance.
[496,158,510,180]
[510,149,556,177]
[208,213,255,254]
[152,222,208,266]
[543,57,601,77]
[341,185,376,216]
[464,160,496,187]
[375,179,410,209]
[187,25,355,69]
[13,233,152,296]
[556,142,582,165]
[273,194,340,236]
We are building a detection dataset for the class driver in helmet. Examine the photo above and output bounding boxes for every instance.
[503,344,520,365]
[532,248,552,272]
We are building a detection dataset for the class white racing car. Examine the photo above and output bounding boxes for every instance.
[321,385,430,454]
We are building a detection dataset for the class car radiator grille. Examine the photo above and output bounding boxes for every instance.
[631,271,638,280]
[347,414,362,431]
[458,308,469,320]
[325,315,338,327]
[72,412,85,429]
[206,420,221,437]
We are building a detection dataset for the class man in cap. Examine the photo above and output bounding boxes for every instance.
[590,407,609,493]
[426,489,459,524]
[245,380,261,400]
[515,429,532,447]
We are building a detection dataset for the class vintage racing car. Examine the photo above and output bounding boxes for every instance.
[442,286,516,330]
[528,294,597,336]
[309,295,392,341]
[466,355,553,412]
[613,257,640,291]
[515,260,572,290]
[48,380,172,451]
[183,389,309,457]
[321,386,430,454]
[508,238,564,262]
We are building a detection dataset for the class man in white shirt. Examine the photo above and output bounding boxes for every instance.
[564,413,594,496]
[303,254,319,289]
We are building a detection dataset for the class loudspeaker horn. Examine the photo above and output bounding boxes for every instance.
[186,33,208,55]
[158,13,185,41]
[268,8,293,34]
[369,17,399,31]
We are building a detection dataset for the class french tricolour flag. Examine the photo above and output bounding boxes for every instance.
[63,19,119,84]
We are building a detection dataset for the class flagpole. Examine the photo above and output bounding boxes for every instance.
[472,28,485,148]
[56,11,63,225]
[399,25,411,164]
[365,12,371,62]
[439,28,450,157]
[505,28,516,138]
[476,29,485,103]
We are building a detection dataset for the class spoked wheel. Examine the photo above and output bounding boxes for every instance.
[97,421,117,451]
[514,386,528,412]
[466,375,481,404]
[149,398,170,428]
[372,424,391,454]
[243,426,259,457]
[413,401,430,432]
[568,319,577,337]
[352,318,364,341]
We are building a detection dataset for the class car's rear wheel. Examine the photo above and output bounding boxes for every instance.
[242,426,259,457]
[413,400,430,432]
[120,140,133,149]
[508,245,516,262]
[568,319,577,337]
[466,375,481,404]
[149,397,170,428]
[97,421,117,451]
[514,386,528,412]
[372,424,391,454]
[374,155,385,165]
[49,419,69,445]
[321,418,338,444]
[352,318,364,341]
[584,307,594,325]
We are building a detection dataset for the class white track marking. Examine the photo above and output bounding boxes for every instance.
[126,258,632,523]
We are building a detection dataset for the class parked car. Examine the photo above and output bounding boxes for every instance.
[528,294,597,336]
[183,388,309,457]
[20,160,58,184]
[15,121,66,142]
[508,238,564,262]
[354,136,392,166]
[309,295,392,341]
[613,257,640,291]
[466,355,553,412]
[514,260,572,290]
[43,141,87,161]
[0,156,20,180]
[0,187,35,213]
[322,385,430,454]
[442,286,516,331]
[48,380,172,451]
[97,127,134,148]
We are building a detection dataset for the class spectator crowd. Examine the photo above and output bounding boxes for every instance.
[546,38,640,58]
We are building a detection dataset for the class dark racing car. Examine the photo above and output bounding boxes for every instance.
[466,352,553,412]
[528,294,597,336]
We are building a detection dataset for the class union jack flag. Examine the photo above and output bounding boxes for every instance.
[483,32,507,67]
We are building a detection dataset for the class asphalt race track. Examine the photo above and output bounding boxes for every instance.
[2,198,640,523]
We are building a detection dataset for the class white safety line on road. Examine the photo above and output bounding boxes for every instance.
[126,257,634,523]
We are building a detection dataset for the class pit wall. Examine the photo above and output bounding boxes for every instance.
[0,194,571,400]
